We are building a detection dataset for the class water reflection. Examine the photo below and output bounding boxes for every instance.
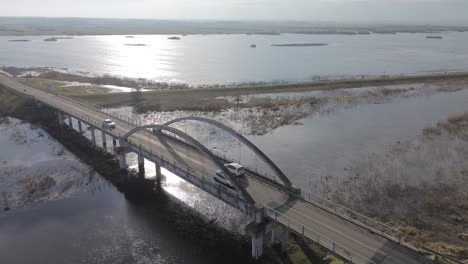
[0,117,251,264]
[2,32,468,84]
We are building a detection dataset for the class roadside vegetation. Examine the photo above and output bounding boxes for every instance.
[323,113,468,261]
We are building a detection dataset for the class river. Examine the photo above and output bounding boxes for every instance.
[0,118,252,264]
[1,32,468,84]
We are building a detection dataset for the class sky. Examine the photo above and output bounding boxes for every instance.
[1,0,467,25]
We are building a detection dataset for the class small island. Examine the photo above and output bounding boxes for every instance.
[250,44,257,48]
[8,39,31,42]
[426,36,443,39]
[168,36,181,40]
[44,37,73,41]
[124,43,147,46]
[272,43,328,47]
[125,36,134,38]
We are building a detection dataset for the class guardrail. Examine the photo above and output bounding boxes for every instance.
[265,205,377,264]
[299,191,463,264]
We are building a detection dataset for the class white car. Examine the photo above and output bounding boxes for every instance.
[224,163,245,177]
[102,119,116,129]
[214,170,235,189]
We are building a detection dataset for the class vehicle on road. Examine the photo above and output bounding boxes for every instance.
[224,163,245,177]
[214,170,235,189]
[102,119,116,129]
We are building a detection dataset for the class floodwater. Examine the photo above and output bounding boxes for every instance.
[0,118,251,264]
[135,86,468,192]
[1,32,468,84]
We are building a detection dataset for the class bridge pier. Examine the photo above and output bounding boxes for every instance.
[155,160,162,184]
[138,154,145,177]
[90,127,96,145]
[78,120,83,133]
[269,225,289,253]
[68,116,73,127]
[112,137,117,148]
[101,130,107,149]
[117,148,128,170]
[246,209,267,259]
[58,112,64,125]
[252,233,264,259]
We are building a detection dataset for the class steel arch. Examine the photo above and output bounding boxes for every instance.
[163,117,292,187]
[121,124,255,205]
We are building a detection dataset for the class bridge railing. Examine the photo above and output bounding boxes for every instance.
[300,190,424,250]
[264,205,377,264]
[299,191,464,264]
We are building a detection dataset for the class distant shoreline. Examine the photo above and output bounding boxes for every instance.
[0,17,467,36]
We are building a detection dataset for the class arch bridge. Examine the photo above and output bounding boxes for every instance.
[1,74,455,264]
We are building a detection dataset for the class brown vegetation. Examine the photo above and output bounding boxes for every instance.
[327,113,468,261]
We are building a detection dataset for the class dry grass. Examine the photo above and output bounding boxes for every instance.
[18,78,111,95]
[328,112,468,260]
[17,173,57,195]
[447,113,468,124]
[429,242,468,260]
[423,126,442,136]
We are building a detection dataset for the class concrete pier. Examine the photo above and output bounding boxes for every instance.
[138,154,145,176]
[246,218,266,259]
[251,233,264,259]
[58,112,64,125]
[101,130,107,149]
[270,225,289,253]
[112,137,117,148]
[117,148,127,170]
[90,127,96,145]
[78,120,83,133]
[155,160,162,184]
[68,116,73,127]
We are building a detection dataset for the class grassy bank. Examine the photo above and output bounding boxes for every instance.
[4,67,468,112]
[61,72,468,113]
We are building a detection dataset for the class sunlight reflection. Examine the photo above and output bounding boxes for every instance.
[95,35,180,81]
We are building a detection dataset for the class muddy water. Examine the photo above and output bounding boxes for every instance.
[0,118,251,264]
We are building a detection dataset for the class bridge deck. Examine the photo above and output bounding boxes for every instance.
[0,75,437,264]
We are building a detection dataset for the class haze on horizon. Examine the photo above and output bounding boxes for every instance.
[1,0,468,25]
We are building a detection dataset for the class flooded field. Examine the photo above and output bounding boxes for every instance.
[106,83,468,193]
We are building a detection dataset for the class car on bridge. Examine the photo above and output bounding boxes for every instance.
[101,119,116,129]
[224,163,245,177]
[214,170,235,189]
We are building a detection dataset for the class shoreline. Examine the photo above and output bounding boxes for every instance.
[0,18,467,36]
[4,67,468,114]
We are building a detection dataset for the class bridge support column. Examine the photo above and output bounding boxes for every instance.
[101,130,107,149]
[138,154,145,177]
[251,233,264,259]
[270,225,289,253]
[112,137,117,148]
[78,120,83,133]
[246,217,266,260]
[90,127,96,145]
[117,148,127,171]
[58,112,64,125]
[155,160,162,184]
[68,116,73,127]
